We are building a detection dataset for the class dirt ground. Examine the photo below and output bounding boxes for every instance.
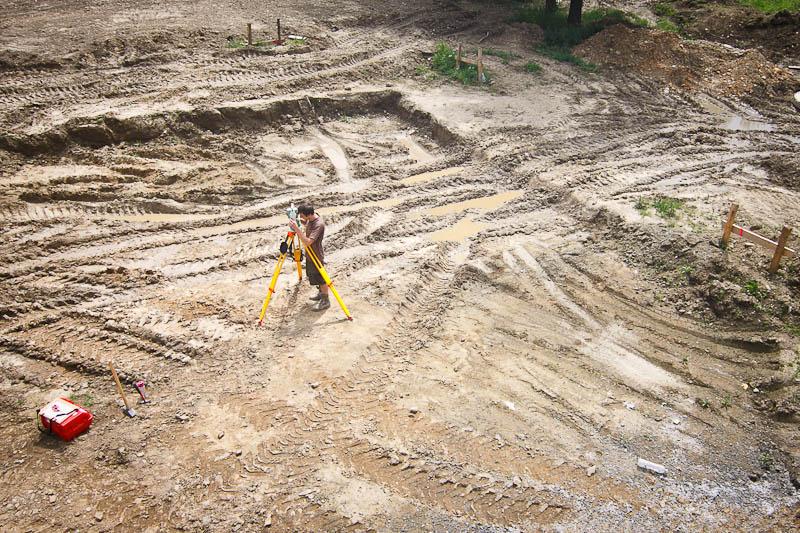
[1,0,799,531]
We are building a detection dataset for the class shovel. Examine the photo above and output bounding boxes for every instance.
[108,361,136,417]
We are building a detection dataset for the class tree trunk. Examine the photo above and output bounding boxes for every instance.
[567,0,583,25]
[545,0,557,12]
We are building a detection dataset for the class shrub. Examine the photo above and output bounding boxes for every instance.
[525,61,543,73]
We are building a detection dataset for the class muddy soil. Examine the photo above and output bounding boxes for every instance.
[1,0,799,531]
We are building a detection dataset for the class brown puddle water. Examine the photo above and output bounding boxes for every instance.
[429,216,487,242]
[413,190,523,218]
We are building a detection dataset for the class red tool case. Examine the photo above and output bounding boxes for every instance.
[37,397,93,441]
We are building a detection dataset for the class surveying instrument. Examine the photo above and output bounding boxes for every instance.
[257,204,353,325]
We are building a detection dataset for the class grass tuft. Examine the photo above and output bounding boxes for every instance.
[536,44,597,71]
[635,196,684,218]
[656,18,681,32]
[69,393,95,407]
[525,61,543,74]
[653,3,678,16]
[743,280,766,300]
[484,48,521,64]
[226,36,272,49]
[226,36,248,49]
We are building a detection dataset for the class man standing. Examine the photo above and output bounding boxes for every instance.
[288,204,329,311]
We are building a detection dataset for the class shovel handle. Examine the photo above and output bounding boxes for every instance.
[108,361,132,412]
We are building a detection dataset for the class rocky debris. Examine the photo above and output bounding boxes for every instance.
[114,447,130,465]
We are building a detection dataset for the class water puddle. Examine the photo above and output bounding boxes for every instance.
[723,115,775,132]
[396,133,435,163]
[429,216,487,242]
[413,190,523,218]
[401,166,464,185]
[696,95,776,132]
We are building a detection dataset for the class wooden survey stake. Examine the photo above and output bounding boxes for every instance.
[769,226,793,274]
[720,203,796,274]
[246,23,252,46]
[721,203,739,246]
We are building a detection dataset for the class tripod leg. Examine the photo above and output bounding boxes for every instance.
[293,234,303,281]
[258,252,288,325]
[304,245,352,320]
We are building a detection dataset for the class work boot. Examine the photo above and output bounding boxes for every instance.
[309,291,322,301]
[313,297,331,311]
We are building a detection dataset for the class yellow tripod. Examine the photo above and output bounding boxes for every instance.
[258,231,353,324]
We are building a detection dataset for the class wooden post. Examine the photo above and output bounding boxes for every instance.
[721,203,739,246]
[246,23,252,46]
[477,48,484,83]
[769,226,792,274]
[456,44,462,70]
[277,18,281,42]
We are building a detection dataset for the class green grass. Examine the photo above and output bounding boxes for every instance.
[635,196,684,218]
[68,393,95,407]
[653,2,678,16]
[484,48,521,65]
[652,197,683,218]
[720,394,732,409]
[743,280,766,300]
[525,61,543,74]
[513,6,647,71]
[226,36,248,49]
[759,452,774,471]
[536,44,597,71]
[656,18,681,32]
[226,36,272,49]
[515,6,648,49]
[431,42,490,85]
[286,38,306,47]
[739,0,800,13]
